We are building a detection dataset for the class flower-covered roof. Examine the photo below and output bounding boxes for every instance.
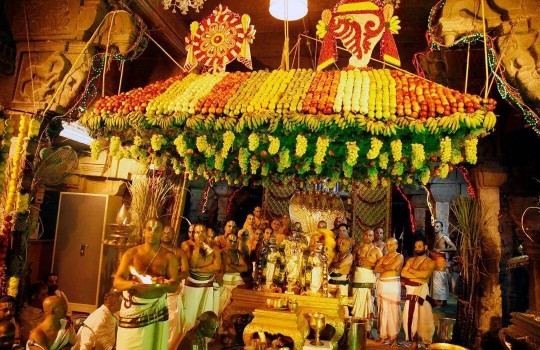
[81,68,496,188]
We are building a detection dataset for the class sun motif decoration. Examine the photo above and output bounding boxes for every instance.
[184,5,256,73]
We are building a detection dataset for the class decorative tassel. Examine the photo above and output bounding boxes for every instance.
[184,22,199,72]
[238,14,254,70]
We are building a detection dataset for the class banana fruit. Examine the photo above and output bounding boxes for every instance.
[482,111,496,130]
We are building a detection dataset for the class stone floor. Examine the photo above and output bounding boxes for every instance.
[365,295,458,349]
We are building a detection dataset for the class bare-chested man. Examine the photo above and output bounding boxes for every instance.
[183,224,221,332]
[215,221,237,250]
[280,214,292,236]
[161,226,189,349]
[352,229,382,330]
[329,237,353,314]
[401,239,436,350]
[218,233,248,315]
[271,219,286,245]
[180,224,196,253]
[373,227,387,255]
[431,221,456,306]
[252,206,263,230]
[336,224,350,239]
[374,238,404,346]
[27,296,75,350]
[114,218,179,350]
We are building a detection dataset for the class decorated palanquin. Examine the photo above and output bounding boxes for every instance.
[79,1,499,348]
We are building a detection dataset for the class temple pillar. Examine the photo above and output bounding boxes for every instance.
[409,192,428,236]
[525,238,540,311]
[214,181,232,222]
[430,182,460,234]
[470,162,507,348]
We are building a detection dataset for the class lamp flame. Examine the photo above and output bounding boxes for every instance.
[129,266,153,284]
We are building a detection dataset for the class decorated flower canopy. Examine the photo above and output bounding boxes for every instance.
[78,1,498,189]
[81,67,496,188]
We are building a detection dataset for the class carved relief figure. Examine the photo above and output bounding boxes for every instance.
[435,0,540,121]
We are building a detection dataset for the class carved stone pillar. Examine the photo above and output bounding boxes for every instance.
[526,238,540,311]
[430,183,460,235]
[409,193,428,236]
[214,181,232,222]
[471,162,507,347]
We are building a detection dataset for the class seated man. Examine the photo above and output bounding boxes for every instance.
[27,296,76,350]
[73,291,121,350]
[0,296,21,347]
[0,320,22,350]
[113,218,179,350]
[18,283,48,344]
[177,312,218,350]
[45,274,72,317]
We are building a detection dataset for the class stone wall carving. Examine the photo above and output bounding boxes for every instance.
[435,0,540,113]
[4,1,139,114]
[13,50,90,114]
[7,0,107,41]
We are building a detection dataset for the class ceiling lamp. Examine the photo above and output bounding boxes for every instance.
[269,0,308,21]
[162,0,206,15]
[270,0,308,70]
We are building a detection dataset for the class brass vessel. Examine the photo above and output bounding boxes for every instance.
[308,312,327,346]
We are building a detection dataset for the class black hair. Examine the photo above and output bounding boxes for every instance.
[27,282,47,303]
[0,296,14,304]
[434,221,444,228]
[414,238,428,246]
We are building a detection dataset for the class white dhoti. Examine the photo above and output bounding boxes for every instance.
[376,277,401,342]
[403,282,435,345]
[182,275,218,332]
[116,292,169,350]
[219,272,244,316]
[352,267,376,320]
[329,272,350,317]
[167,288,185,350]
[431,270,449,301]
[329,273,349,298]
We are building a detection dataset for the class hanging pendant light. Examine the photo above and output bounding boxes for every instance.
[269,0,308,21]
